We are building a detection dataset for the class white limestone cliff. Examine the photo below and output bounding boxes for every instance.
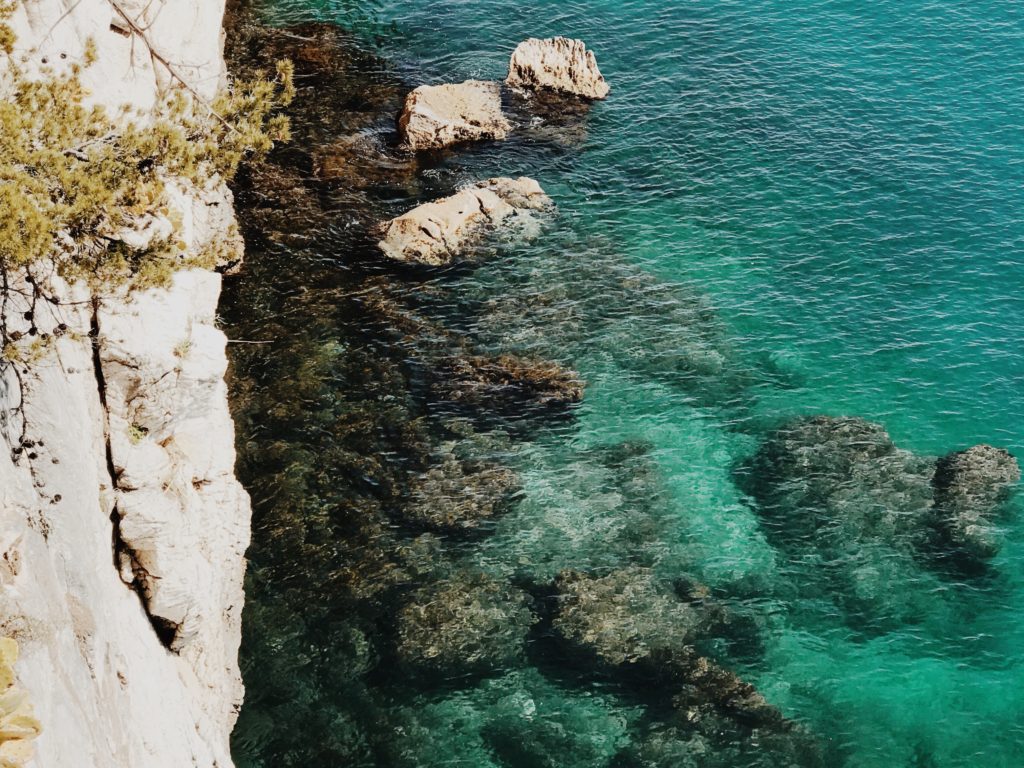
[0,1,250,766]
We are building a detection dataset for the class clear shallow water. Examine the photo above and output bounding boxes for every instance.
[225,1,1024,766]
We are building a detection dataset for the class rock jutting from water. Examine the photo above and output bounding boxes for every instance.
[377,177,551,266]
[507,37,610,100]
[398,80,511,150]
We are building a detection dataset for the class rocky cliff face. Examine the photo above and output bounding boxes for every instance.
[1,1,249,766]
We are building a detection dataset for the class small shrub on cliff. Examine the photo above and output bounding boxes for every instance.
[0,5,292,299]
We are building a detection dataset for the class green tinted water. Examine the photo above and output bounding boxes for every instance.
[228,1,1024,765]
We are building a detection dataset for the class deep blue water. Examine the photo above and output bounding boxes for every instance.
[227,1,1024,766]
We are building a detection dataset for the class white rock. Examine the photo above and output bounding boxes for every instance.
[398,80,511,150]
[378,177,551,266]
[507,37,610,100]
[1,2,251,767]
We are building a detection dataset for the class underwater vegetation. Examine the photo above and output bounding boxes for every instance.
[222,3,1024,767]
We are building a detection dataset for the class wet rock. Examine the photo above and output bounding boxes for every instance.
[398,80,511,150]
[423,237,746,405]
[402,452,521,533]
[226,18,405,142]
[395,572,536,677]
[429,353,584,421]
[930,444,1020,562]
[236,157,324,243]
[745,416,951,629]
[226,16,411,241]
[550,569,781,728]
[551,568,708,668]
[378,177,550,266]
[504,86,594,148]
[507,37,610,100]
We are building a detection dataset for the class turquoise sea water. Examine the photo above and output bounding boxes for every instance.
[226,1,1024,766]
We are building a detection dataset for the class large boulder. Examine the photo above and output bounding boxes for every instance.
[930,444,1020,562]
[398,80,511,150]
[394,572,536,677]
[377,177,550,266]
[507,37,610,100]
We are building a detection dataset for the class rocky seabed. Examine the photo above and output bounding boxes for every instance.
[222,9,1021,768]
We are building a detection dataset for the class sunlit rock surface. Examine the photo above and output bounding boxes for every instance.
[507,37,610,100]
[378,177,550,266]
[399,80,511,150]
[1,1,250,766]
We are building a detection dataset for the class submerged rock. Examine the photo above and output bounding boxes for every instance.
[747,416,934,546]
[312,133,418,191]
[378,177,551,266]
[398,80,511,150]
[507,37,610,100]
[429,353,584,421]
[741,416,1024,628]
[402,453,521,533]
[504,86,595,148]
[613,719,825,768]
[395,572,536,677]
[550,569,781,728]
[929,444,1020,562]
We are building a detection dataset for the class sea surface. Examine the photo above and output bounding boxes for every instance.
[222,1,1024,766]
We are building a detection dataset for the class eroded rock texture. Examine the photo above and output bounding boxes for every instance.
[378,177,551,266]
[507,37,610,100]
[399,80,511,150]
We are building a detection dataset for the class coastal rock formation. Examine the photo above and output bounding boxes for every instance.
[0,638,41,766]
[507,37,610,100]
[746,415,1023,629]
[403,453,520,533]
[398,80,511,150]
[1,1,250,766]
[747,416,934,546]
[378,177,551,266]
[930,444,1020,561]
[395,572,536,676]
[550,569,781,728]
[745,416,937,625]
